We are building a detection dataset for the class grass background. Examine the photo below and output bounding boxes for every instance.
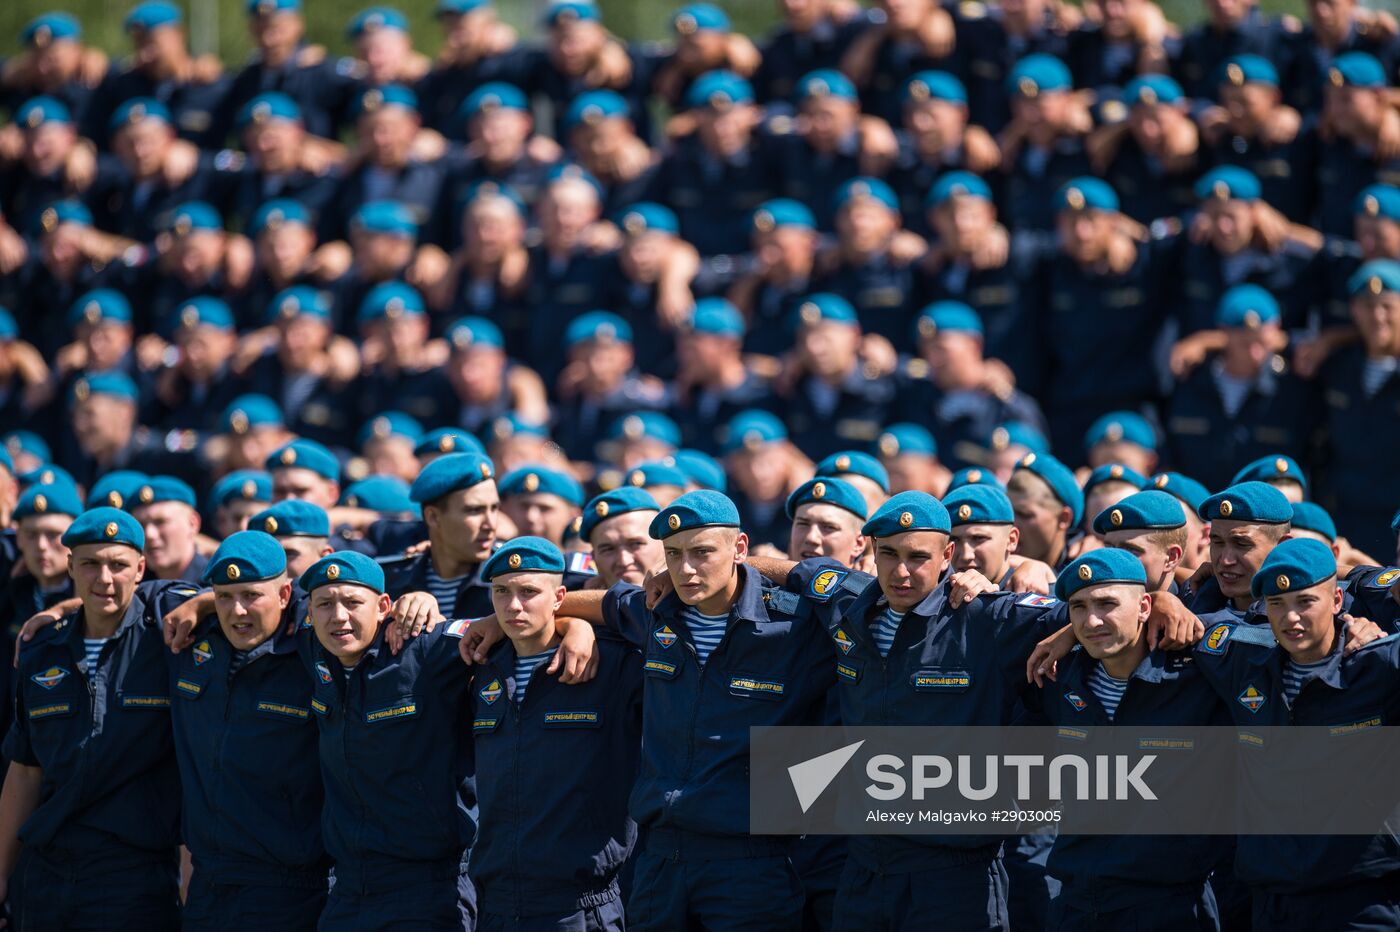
[1,0,1313,65]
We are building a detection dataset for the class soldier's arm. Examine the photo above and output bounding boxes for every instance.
[161,590,216,652]
[459,590,606,664]
[16,598,82,654]
[0,762,41,899]
[747,555,798,582]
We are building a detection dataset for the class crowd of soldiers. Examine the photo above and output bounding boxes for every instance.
[4,0,1400,928]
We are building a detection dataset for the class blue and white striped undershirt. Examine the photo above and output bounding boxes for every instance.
[425,564,467,619]
[513,648,558,703]
[1087,664,1131,720]
[682,609,728,665]
[871,608,904,658]
[1282,657,1330,703]
[83,638,107,673]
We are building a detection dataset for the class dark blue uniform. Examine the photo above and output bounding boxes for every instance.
[651,135,778,258]
[172,604,328,930]
[753,16,869,104]
[305,621,477,930]
[554,375,671,462]
[1204,119,1320,224]
[601,567,832,931]
[1101,140,1203,226]
[1318,345,1400,557]
[1170,10,1296,100]
[1169,235,1317,336]
[768,129,865,232]
[1315,138,1400,237]
[894,357,1049,469]
[783,367,898,461]
[216,47,361,143]
[91,68,233,149]
[470,634,642,931]
[1000,137,1093,234]
[813,253,919,346]
[850,23,959,127]
[957,7,1074,132]
[1282,23,1400,116]
[4,579,198,932]
[322,160,446,243]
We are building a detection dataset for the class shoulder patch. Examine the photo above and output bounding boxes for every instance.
[443,619,472,638]
[809,568,850,601]
[567,552,597,575]
[213,149,246,172]
[1199,622,1232,655]
[336,57,365,79]
[1371,568,1399,588]
[763,588,801,616]
[1017,593,1059,608]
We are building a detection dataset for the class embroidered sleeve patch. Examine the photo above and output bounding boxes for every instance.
[256,701,310,720]
[542,710,601,727]
[1199,623,1232,655]
[808,568,849,601]
[729,676,785,699]
[365,702,417,723]
[176,679,204,697]
[28,702,73,719]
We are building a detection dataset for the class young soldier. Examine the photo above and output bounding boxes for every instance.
[248,499,334,580]
[786,476,868,567]
[1007,451,1085,571]
[579,488,662,587]
[944,483,1020,588]
[1091,490,1190,593]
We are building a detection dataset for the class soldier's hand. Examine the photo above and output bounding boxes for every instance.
[163,599,204,652]
[1342,614,1385,654]
[643,565,675,609]
[1007,559,1055,595]
[386,592,444,655]
[549,617,599,684]
[948,570,997,607]
[460,616,503,665]
[16,605,71,664]
[1146,590,1203,650]
[1026,624,1076,686]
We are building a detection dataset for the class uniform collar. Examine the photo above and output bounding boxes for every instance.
[1269,617,1349,690]
[657,562,769,625]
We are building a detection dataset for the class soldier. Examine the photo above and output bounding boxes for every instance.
[1231,453,1309,502]
[876,422,949,495]
[722,409,807,549]
[249,499,334,579]
[265,438,340,509]
[786,475,868,566]
[1081,463,1147,536]
[207,470,273,539]
[579,487,663,587]
[1170,0,1298,99]
[1007,451,1085,571]
[498,465,585,545]
[553,311,669,462]
[217,92,339,234]
[1000,54,1093,236]
[813,177,919,346]
[1097,74,1203,224]
[944,482,1021,587]
[1314,52,1400,237]
[1083,410,1158,476]
[813,450,888,516]
[727,198,821,358]
[128,475,209,583]
[1089,489,1191,592]
[621,461,688,508]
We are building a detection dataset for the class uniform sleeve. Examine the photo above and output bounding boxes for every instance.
[601,583,651,647]
[983,591,1069,673]
[785,558,874,634]
[1342,567,1400,634]
[4,660,38,767]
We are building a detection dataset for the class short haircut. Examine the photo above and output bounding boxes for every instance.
[1147,525,1188,552]
[1007,471,1059,510]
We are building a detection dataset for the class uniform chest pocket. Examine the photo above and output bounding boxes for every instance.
[541,709,603,728]
[118,691,172,711]
[910,669,972,692]
[25,685,79,722]
[364,693,419,725]
[728,675,786,701]
[254,697,312,722]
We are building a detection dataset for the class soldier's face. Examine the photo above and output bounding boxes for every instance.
[780,0,822,29]
[837,199,898,251]
[280,537,332,579]
[249,10,303,50]
[361,108,418,166]
[573,339,633,390]
[790,502,866,565]
[427,482,500,564]
[69,543,145,621]
[24,122,76,175]
[17,514,72,582]
[697,105,756,157]
[663,526,747,611]
[874,531,952,613]
[1208,519,1282,600]
[798,321,860,379]
[881,0,932,31]
[246,119,302,171]
[802,96,859,151]
[1200,200,1254,253]
[356,28,412,85]
[33,38,81,84]
[362,437,419,484]
[178,325,235,379]
[258,223,316,275]
[1008,477,1070,562]
[1102,529,1182,592]
[310,583,391,664]
[541,181,601,243]
[1308,0,1352,32]
[1219,84,1276,126]
[85,322,133,371]
[1205,0,1253,25]
[1265,579,1342,663]
[886,454,939,494]
[728,444,790,501]
[1354,216,1400,260]
[491,572,566,643]
[932,196,994,248]
[473,109,532,160]
[1265,478,1306,504]
[550,20,605,73]
[134,502,200,576]
[1351,292,1400,354]
[115,118,173,176]
[213,498,266,539]
[1084,481,1140,533]
[1069,583,1150,661]
[465,199,526,256]
[1058,209,1113,263]
[214,576,292,650]
[590,511,662,586]
[72,395,136,453]
[502,493,579,545]
[948,523,1018,581]
[272,469,338,509]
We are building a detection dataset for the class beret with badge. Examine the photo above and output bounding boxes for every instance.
[498,465,584,506]
[203,530,288,585]
[482,536,567,581]
[649,490,741,540]
[1251,538,1338,598]
[62,507,145,551]
[1014,451,1086,527]
[1290,502,1337,542]
[944,484,1014,527]
[16,481,84,521]
[416,428,485,458]
[816,450,890,494]
[862,491,951,537]
[946,467,1003,492]
[580,487,660,540]
[251,500,330,538]
[1091,490,1186,536]
[1083,464,1147,495]
[785,476,867,521]
[209,470,273,510]
[1055,549,1147,601]
[1148,472,1209,514]
[1230,455,1307,495]
[410,452,497,504]
[266,439,339,481]
[1197,481,1292,524]
[300,551,386,594]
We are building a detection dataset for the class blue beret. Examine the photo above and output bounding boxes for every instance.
[499,465,584,506]
[649,489,740,539]
[221,394,283,434]
[125,1,183,33]
[1055,548,1147,600]
[5,431,50,463]
[786,476,867,520]
[23,14,81,46]
[0,446,12,477]
[543,0,601,25]
[251,499,330,537]
[208,470,273,508]
[204,530,288,584]
[17,96,72,129]
[357,411,424,447]
[862,490,950,537]
[465,180,527,215]
[722,409,786,454]
[172,296,234,334]
[791,292,858,331]
[944,484,1014,526]
[1083,463,1147,493]
[71,371,139,405]
[266,439,339,481]
[1220,54,1278,87]
[358,281,425,324]
[904,70,967,104]
[63,507,145,550]
[796,69,857,102]
[250,198,311,234]
[1196,166,1261,202]
[351,200,418,239]
[446,316,505,352]
[563,89,630,129]
[878,423,937,458]
[566,311,632,347]
[1008,54,1072,96]
[347,6,409,36]
[1091,489,1186,535]
[673,3,729,33]
[247,0,303,14]
[483,536,567,580]
[608,205,678,241]
[945,467,1003,492]
[16,482,84,520]
[669,449,727,493]
[990,421,1049,455]
[1123,74,1183,106]
[915,300,983,341]
[86,471,148,509]
[300,550,386,594]
[237,92,301,130]
[606,411,681,447]
[751,198,816,233]
[1231,455,1307,493]
[833,176,899,212]
[1148,472,1209,513]
[1356,184,1400,223]
[110,97,172,133]
[928,171,992,207]
[491,413,549,440]
[69,288,132,328]
[580,487,660,539]
[416,428,485,458]
[544,163,604,202]
[461,82,528,118]
[1198,481,1292,523]
[817,450,890,493]
[1084,411,1156,451]
[341,476,418,514]
[129,475,196,510]
[1331,51,1387,89]
[18,464,74,490]
[1058,177,1119,212]
[1251,538,1337,597]
[166,201,222,236]
[35,200,92,236]
[1290,501,1337,541]
[686,70,755,109]
[1216,283,1280,328]
[410,452,496,503]
[689,298,745,337]
[353,84,418,119]
[1014,452,1085,526]
[0,308,15,341]
[1348,258,1400,297]
[268,285,332,323]
[624,460,688,491]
